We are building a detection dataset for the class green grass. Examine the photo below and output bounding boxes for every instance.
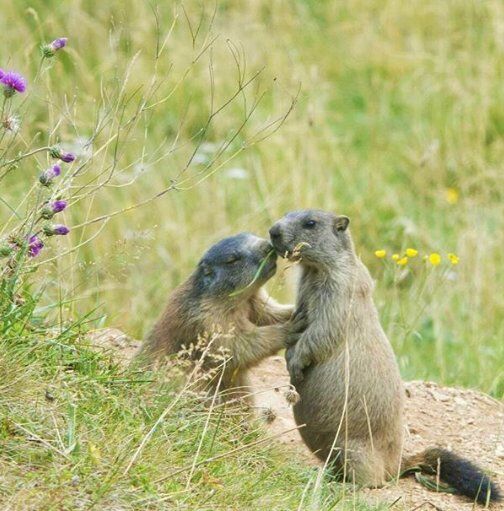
[0,322,388,510]
[0,0,503,509]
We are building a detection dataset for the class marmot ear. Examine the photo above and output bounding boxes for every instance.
[333,215,350,233]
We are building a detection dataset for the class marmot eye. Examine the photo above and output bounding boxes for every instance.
[225,254,241,264]
[303,220,317,229]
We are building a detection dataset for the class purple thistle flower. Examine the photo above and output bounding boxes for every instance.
[1,71,26,97]
[42,37,68,57]
[27,235,44,258]
[53,225,70,235]
[49,146,76,163]
[51,200,68,213]
[41,199,67,219]
[0,69,4,79]
[43,224,70,236]
[39,164,61,186]
[60,152,75,163]
[51,38,68,51]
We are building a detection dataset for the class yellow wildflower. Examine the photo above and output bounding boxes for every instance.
[392,254,400,261]
[374,250,386,258]
[397,257,408,266]
[89,443,101,464]
[448,253,459,265]
[445,188,459,205]
[405,248,418,258]
[428,253,441,266]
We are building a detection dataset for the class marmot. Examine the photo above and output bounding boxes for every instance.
[135,232,293,403]
[269,209,501,504]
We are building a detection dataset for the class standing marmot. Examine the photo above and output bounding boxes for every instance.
[269,209,500,504]
[135,233,293,403]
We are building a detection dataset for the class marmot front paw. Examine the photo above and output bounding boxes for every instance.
[286,346,311,385]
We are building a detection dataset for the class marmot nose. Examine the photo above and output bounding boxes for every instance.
[269,224,282,242]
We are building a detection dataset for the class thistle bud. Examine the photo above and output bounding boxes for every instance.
[42,37,68,58]
[49,146,75,163]
[52,200,67,213]
[41,207,54,219]
[43,224,70,236]
[39,165,61,186]
[41,200,68,219]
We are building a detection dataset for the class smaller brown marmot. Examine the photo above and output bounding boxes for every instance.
[135,232,293,403]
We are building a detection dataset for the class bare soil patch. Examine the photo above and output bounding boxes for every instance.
[87,329,504,510]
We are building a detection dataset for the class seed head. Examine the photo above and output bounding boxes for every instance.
[2,115,20,133]
[261,407,277,424]
[283,387,300,405]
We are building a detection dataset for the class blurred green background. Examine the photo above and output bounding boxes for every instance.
[1,0,503,395]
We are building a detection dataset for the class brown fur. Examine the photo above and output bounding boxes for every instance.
[270,210,501,503]
[135,233,293,403]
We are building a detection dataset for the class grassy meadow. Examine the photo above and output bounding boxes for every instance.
[0,0,503,509]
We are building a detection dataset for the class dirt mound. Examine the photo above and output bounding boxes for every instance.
[87,329,504,510]
[251,358,504,510]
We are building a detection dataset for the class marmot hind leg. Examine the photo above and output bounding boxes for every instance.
[315,438,387,488]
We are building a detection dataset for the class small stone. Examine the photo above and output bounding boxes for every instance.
[429,390,450,402]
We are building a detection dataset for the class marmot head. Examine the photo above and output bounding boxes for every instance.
[193,233,276,300]
[269,209,351,267]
